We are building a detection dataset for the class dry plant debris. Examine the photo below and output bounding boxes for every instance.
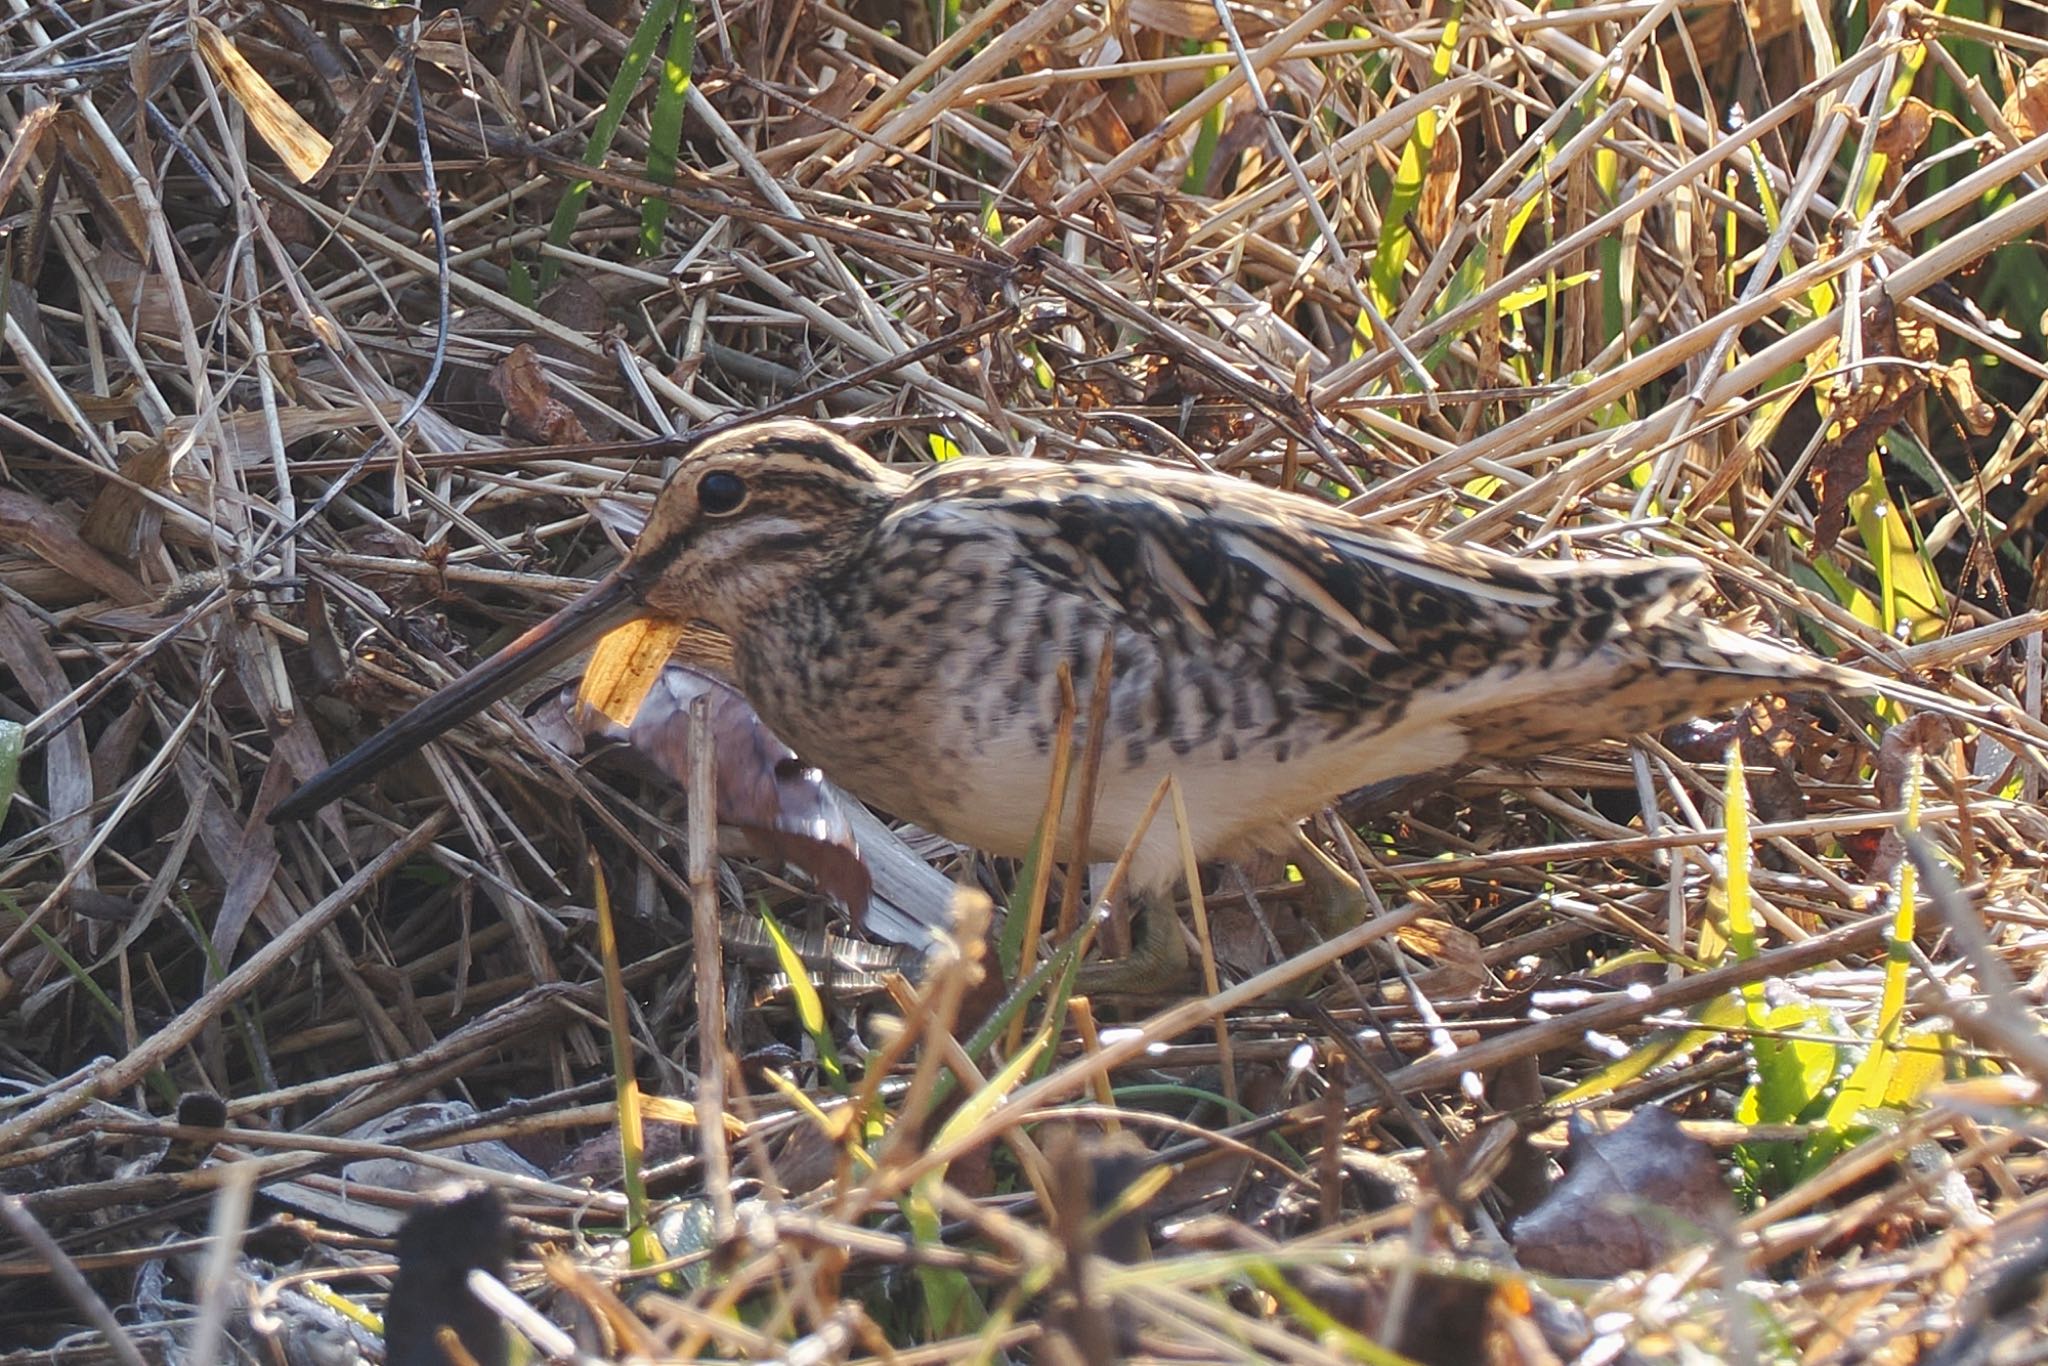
[3,0,2048,1359]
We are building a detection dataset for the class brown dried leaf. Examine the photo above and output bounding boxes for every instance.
[578,618,689,728]
[89,695,150,797]
[777,65,876,148]
[2,277,47,371]
[537,278,609,340]
[98,249,201,341]
[2003,58,2048,142]
[1874,96,1935,166]
[211,808,284,959]
[1850,712,1959,881]
[1190,105,1273,198]
[1513,1108,1729,1277]
[1417,117,1462,247]
[489,343,590,445]
[1810,294,1930,550]
[1007,119,1061,214]
[1122,0,1226,39]
[77,440,171,561]
[1941,358,1998,436]
[0,104,57,215]
[0,487,151,606]
[1897,307,1938,362]
[1393,917,1488,995]
[1070,88,1135,159]
[168,404,396,469]
[1874,712,1957,808]
[54,113,148,258]
[173,743,293,943]
[294,579,351,697]
[1123,0,1288,40]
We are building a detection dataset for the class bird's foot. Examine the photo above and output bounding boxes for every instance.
[1293,833,1371,941]
[1065,837,1371,996]
[1073,894,1192,995]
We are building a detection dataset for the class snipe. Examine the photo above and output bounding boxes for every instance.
[274,420,1875,981]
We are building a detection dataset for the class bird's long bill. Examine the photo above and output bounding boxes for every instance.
[269,571,645,823]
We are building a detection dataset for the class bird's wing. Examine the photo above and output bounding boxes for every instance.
[897,458,1709,673]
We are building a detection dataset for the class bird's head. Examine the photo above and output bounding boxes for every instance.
[270,419,903,822]
[625,419,906,630]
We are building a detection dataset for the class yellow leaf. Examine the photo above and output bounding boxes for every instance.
[640,1093,749,1137]
[194,18,334,183]
[934,1025,1049,1149]
[578,618,689,727]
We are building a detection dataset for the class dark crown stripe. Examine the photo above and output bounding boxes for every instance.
[746,433,871,478]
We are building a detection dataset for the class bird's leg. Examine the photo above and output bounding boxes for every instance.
[1292,830,1372,941]
[1073,888,1192,995]
[1070,835,1371,994]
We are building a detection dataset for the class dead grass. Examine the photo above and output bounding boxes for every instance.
[5,0,2048,1359]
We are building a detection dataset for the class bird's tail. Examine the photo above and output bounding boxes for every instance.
[1655,614,2045,751]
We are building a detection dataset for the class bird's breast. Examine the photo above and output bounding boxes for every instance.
[723,578,1450,885]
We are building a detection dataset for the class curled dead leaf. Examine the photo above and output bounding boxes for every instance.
[1513,1107,1729,1277]
[489,343,590,445]
[529,665,871,916]
[1851,712,1961,882]
[1940,358,1998,436]
[1875,712,1958,808]
[1007,119,1061,214]
[1392,916,1488,996]
[1810,293,1931,550]
[2003,58,2048,142]
[1874,96,1935,167]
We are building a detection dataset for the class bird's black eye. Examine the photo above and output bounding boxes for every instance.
[697,470,748,516]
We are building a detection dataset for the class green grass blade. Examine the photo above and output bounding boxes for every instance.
[542,0,682,287]
[1720,742,1759,973]
[1363,0,1464,324]
[639,2,697,254]
[1181,45,1228,193]
[592,856,668,1278]
[1554,993,1748,1106]
[1820,750,1925,1145]
[758,904,848,1093]
[0,719,20,828]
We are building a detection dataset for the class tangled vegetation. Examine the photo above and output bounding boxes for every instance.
[4,0,2048,1359]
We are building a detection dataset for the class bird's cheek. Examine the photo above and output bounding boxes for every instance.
[638,575,704,625]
